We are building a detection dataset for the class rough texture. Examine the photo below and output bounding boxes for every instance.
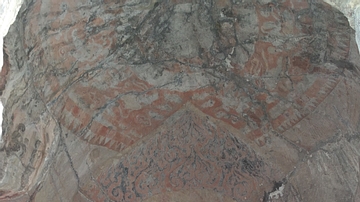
[356,6,360,54]
[323,0,360,53]
[0,0,23,70]
[1,0,360,201]
[323,0,359,28]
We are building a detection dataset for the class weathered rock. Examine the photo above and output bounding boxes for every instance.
[0,0,23,71]
[1,0,360,201]
[323,0,360,53]
[323,0,359,28]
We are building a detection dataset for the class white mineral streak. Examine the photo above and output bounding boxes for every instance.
[356,6,360,54]
[324,0,360,53]
[0,0,23,70]
[269,184,285,199]
[0,0,23,140]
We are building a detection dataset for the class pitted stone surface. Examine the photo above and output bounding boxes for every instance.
[1,0,360,201]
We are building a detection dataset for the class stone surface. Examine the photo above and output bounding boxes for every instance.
[323,0,360,53]
[324,0,360,28]
[356,6,360,54]
[0,0,23,70]
[1,0,360,201]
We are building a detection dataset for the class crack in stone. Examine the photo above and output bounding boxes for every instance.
[84,161,114,202]
[59,133,80,188]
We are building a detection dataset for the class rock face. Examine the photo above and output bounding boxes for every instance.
[1,0,360,201]
[323,0,360,28]
[323,0,360,53]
